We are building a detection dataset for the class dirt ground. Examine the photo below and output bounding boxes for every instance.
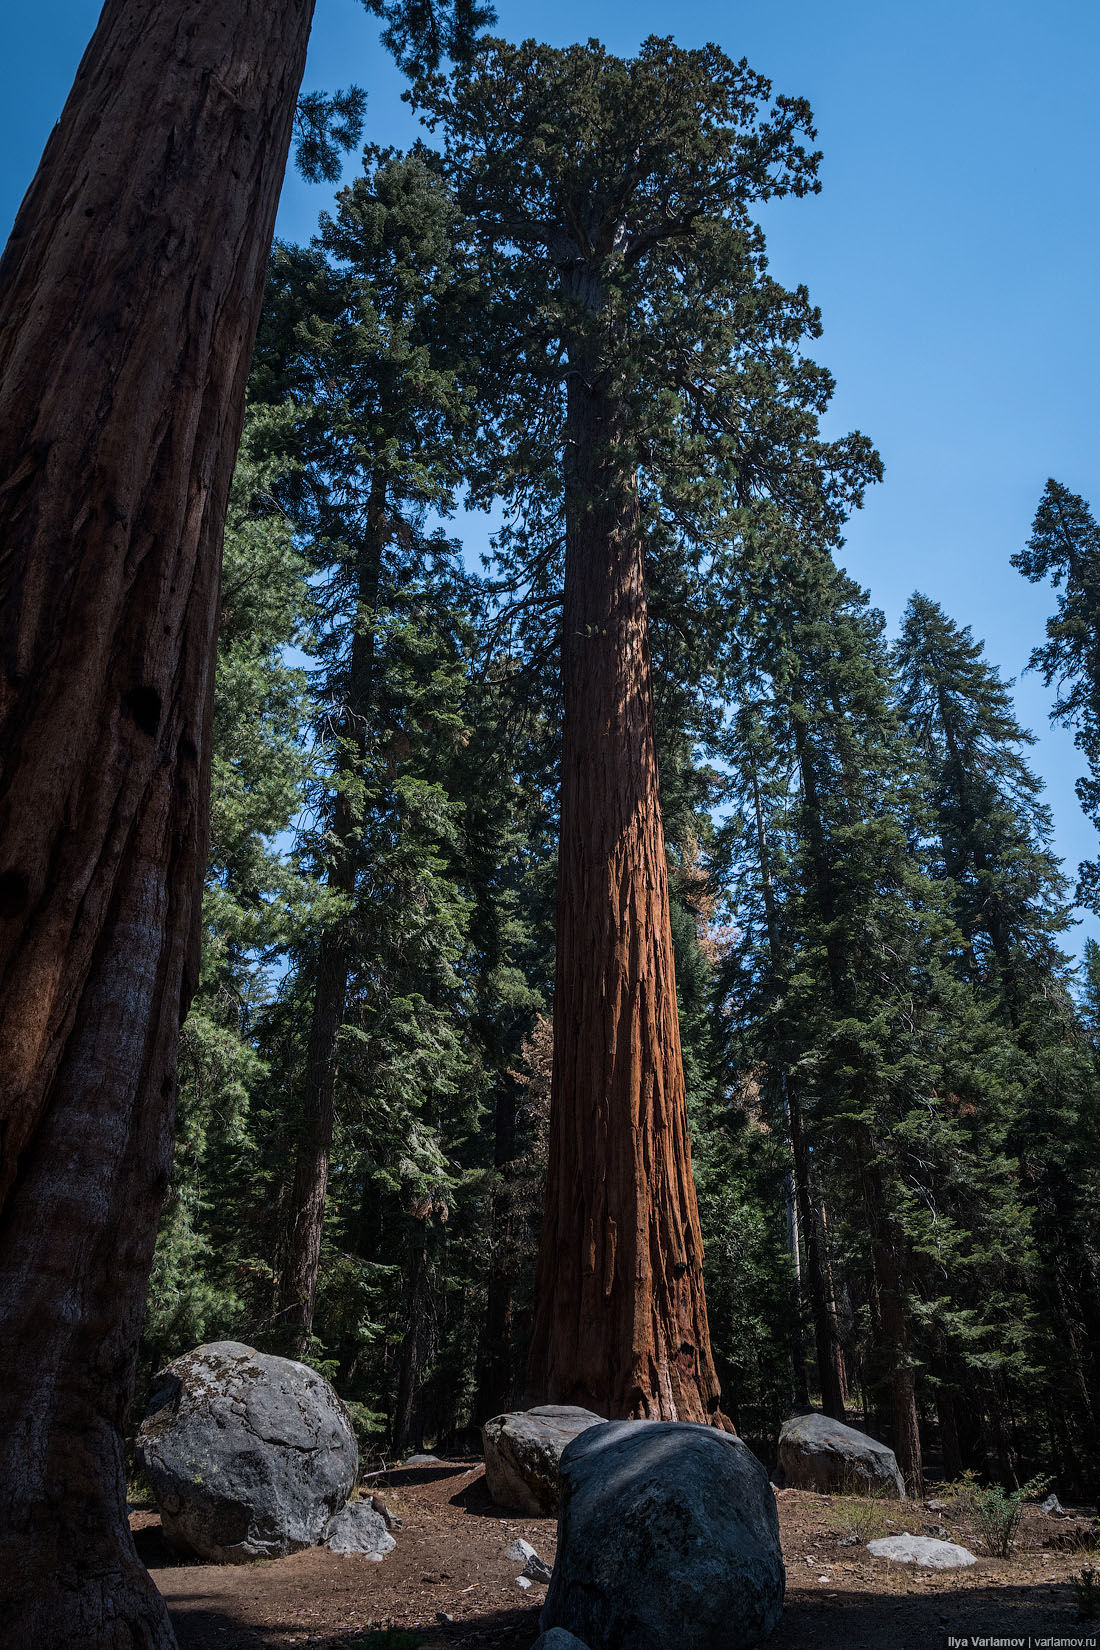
[136,1458,1100,1650]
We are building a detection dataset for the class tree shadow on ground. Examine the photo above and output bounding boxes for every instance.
[167,1583,1098,1650]
[386,1462,482,1490]
[770,1579,1096,1649]
[446,1474,512,1519]
[168,1600,540,1650]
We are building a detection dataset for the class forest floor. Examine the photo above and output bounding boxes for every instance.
[135,1457,1100,1650]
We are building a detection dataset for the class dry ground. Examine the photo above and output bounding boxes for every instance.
[134,1458,1100,1650]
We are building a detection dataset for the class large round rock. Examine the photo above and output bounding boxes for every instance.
[778,1411,905,1498]
[482,1405,605,1514]
[137,1341,358,1562]
[541,1420,785,1650]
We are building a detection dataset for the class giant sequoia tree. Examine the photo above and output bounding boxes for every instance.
[417,37,876,1421]
[0,0,486,1641]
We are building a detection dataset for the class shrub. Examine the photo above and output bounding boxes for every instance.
[1073,1567,1099,1622]
[950,1473,1050,1559]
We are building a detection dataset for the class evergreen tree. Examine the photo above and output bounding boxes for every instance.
[416,34,879,1423]
[895,591,1071,1008]
[896,588,1100,1486]
[142,414,317,1373]
[716,549,1034,1490]
[1013,480,1100,910]
[251,148,480,1352]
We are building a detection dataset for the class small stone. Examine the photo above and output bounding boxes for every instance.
[515,1574,533,1590]
[404,1453,441,1465]
[505,1537,537,1562]
[867,1534,977,1569]
[522,1551,553,1583]
[1040,1493,1066,1516]
[435,1612,454,1624]
[323,1500,396,1558]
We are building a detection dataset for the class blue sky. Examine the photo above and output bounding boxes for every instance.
[5,1,1100,949]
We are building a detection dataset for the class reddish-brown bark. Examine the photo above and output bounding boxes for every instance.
[0,3,315,1641]
[526,373,726,1424]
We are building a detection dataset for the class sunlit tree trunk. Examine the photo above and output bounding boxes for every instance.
[0,3,315,1641]
[526,371,726,1424]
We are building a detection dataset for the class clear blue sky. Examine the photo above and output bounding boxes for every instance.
[5,1,1100,950]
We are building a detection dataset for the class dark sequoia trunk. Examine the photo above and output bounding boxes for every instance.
[279,473,386,1351]
[526,367,725,1424]
[0,4,314,1643]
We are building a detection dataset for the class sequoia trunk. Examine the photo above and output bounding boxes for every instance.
[526,372,724,1423]
[0,3,314,1641]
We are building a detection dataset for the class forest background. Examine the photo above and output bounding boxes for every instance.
[3,0,1099,1499]
[6,0,1100,900]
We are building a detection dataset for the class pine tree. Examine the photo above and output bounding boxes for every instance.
[897,588,1100,1485]
[716,549,1034,1490]
[141,414,317,1376]
[250,148,480,1351]
[895,591,1071,1009]
[415,34,878,1423]
[1013,480,1100,909]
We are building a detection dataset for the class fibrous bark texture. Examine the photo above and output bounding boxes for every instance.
[526,377,725,1424]
[0,3,315,1642]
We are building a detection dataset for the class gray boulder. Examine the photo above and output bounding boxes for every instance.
[482,1405,605,1514]
[777,1412,905,1499]
[540,1420,785,1650]
[532,1633,592,1650]
[137,1340,359,1562]
[323,1500,396,1558]
[867,1534,976,1568]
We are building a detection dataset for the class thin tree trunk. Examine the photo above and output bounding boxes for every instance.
[932,1360,964,1481]
[393,1214,431,1452]
[475,1083,520,1420]
[859,1148,924,1494]
[749,756,846,1418]
[783,1163,811,1410]
[526,371,725,1424]
[280,472,386,1350]
[787,1081,848,1420]
[0,3,315,1642]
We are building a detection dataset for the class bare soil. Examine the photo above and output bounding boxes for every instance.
[135,1458,1100,1650]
